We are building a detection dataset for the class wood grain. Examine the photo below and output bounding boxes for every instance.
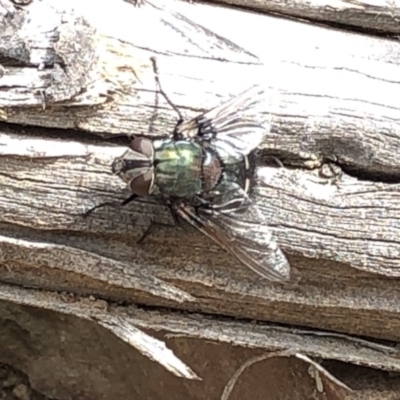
[1,0,400,397]
[215,0,400,34]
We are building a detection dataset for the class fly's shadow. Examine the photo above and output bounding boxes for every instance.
[83,57,186,243]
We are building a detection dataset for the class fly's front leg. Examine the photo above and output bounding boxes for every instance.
[150,56,184,140]
[83,193,138,218]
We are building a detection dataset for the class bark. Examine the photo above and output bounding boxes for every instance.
[1,0,400,399]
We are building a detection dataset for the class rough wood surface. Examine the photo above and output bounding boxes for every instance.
[1,283,400,400]
[2,0,400,398]
[217,0,400,34]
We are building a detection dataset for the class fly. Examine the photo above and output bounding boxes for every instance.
[87,57,290,282]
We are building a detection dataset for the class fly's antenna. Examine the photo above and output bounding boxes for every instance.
[150,57,184,129]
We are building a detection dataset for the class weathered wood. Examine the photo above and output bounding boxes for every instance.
[1,283,400,400]
[2,0,400,398]
[217,0,400,34]
[3,128,400,343]
[2,0,400,174]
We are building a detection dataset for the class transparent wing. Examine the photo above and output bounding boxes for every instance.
[176,85,270,161]
[174,195,290,282]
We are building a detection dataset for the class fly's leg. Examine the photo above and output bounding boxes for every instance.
[83,193,138,218]
[168,202,181,225]
[121,193,139,206]
[137,202,180,244]
[150,56,184,139]
[193,196,212,217]
[136,221,176,244]
[150,56,183,121]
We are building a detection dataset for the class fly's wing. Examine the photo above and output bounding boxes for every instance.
[176,85,270,161]
[174,196,290,282]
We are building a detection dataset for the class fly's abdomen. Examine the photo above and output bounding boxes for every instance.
[154,140,203,198]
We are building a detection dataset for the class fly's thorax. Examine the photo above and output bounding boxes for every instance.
[153,139,203,198]
[151,139,221,199]
[112,136,156,197]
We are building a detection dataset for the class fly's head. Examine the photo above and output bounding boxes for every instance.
[112,136,155,197]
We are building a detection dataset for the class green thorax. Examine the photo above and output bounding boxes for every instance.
[153,139,204,198]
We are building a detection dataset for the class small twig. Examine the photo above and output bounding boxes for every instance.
[220,350,293,400]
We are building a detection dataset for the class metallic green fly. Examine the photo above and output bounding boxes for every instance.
[90,59,290,281]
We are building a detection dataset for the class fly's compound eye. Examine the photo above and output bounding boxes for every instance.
[130,170,154,197]
[129,136,154,159]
